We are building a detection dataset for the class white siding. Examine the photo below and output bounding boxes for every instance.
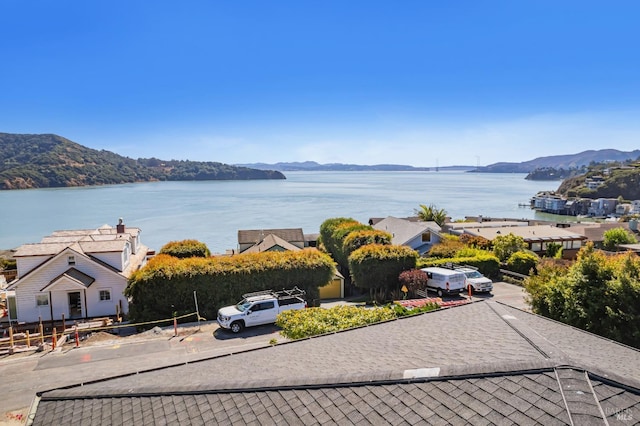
[88,252,124,271]
[12,249,128,323]
[16,256,51,278]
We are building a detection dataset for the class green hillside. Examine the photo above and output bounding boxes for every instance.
[557,164,640,200]
[0,133,285,190]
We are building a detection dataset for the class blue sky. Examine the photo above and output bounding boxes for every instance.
[1,1,639,167]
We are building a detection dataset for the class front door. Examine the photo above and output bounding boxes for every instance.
[68,292,82,319]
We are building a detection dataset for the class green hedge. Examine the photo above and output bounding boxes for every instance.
[416,254,500,278]
[125,249,336,323]
[159,239,211,258]
[348,244,418,300]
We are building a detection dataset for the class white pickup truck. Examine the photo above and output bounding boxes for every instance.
[217,287,307,333]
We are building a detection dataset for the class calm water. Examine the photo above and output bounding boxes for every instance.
[0,171,559,253]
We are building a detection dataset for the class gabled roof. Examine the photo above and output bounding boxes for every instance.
[15,224,138,257]
[41,268,95,291]
[242,234,302,253]
[30,301,640,424]
[372,216,440,246]
[237,228,305,246]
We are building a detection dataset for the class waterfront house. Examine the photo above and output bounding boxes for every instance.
[460,224,587,259]
[371,216,441,255]
[6,220,149,324]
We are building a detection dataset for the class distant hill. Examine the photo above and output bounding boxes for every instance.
[236,161,475,172]
[557,165,640,200]
[476,149,640,173]
[0,133,285,190]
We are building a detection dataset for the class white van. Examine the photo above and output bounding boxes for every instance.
[420,267,466,297]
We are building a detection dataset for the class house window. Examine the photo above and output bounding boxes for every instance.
[36,294,49,306]
[421,231,431,242]
[68,255,75,265]
[99,290,111,301]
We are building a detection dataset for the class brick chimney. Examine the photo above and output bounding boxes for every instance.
[116,217,125,234]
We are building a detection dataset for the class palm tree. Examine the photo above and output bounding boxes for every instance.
[415,204,447,226]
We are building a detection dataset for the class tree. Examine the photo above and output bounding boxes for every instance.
[544,242,563,258]
[506,251,539,275]
[342,229,392,263]
[603,227,637,251]
[493,233,527,262]
[398,269,429,296]
[318,217,360,264]
[348,244,418,302]
[414,204,447,226]
[160,240,211,258]
[524,243,640,348]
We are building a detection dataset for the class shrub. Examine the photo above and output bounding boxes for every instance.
[417,253,500,278]
[506,251,539,275]
[348,244,418,301]
[493,234,527,262]
[159,239,211,258]
[603,227,637,250]
[398,269,429,296]
[276,305,397,339]
[427,235,465,258]
[525,243,640,348]
[342,229,392,262]
[459,234,492,250]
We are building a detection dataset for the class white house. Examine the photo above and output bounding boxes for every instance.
[371,216,441,255]
[6,220,149,323]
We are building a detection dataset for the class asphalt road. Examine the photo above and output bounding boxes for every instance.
[0,282,529,420]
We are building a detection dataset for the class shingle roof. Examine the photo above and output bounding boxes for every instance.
[242,233,302,253]
[372,216,441,246]
[237,228,305,246]
[30,301,640,424]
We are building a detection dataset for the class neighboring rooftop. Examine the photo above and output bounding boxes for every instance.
[14,224,141,257]
[30,301,640,424]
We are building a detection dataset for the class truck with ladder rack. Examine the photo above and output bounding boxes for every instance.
[216,287,307,333]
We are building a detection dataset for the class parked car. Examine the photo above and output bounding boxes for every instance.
[456,266,493,294]
[217,287,307,333]
[419,267,466,297]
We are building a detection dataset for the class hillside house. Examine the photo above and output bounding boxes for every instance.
[6,220,149,323]
[236,228,344,299]
[370,216,441,255]
[460,224,587,259]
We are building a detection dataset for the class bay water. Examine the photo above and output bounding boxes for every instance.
[0,171,559,254]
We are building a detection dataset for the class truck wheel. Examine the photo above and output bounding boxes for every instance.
[437,289,443,297]
[230,321,243,334]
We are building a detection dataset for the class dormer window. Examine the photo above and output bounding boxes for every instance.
[68,255,76,265]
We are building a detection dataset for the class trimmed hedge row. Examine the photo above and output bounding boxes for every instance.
[416,254,500,278]
[125,249,336,323]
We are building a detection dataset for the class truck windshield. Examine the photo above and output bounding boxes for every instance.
[236,299,252,312]
[464,271,483,279]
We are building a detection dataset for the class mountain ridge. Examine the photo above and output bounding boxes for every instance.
[476,149,640,173]
[0,133,285,190]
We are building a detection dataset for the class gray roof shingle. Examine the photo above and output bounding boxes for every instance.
[30,301,640,425]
